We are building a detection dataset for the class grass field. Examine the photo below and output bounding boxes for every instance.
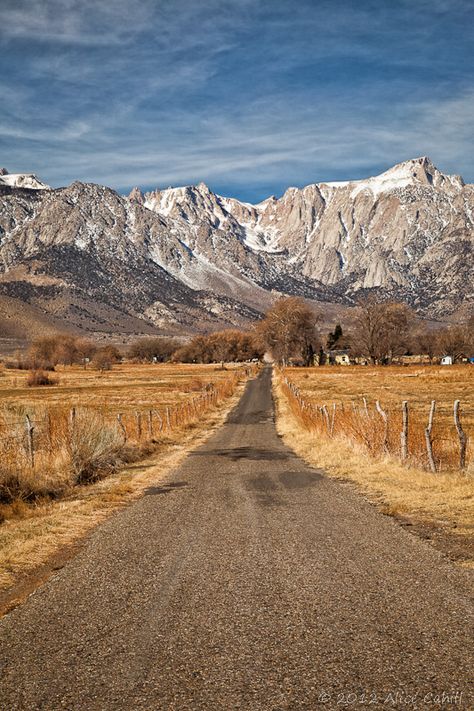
[284,364,473,419]
[274,366,474,564]
[0,362,244,410]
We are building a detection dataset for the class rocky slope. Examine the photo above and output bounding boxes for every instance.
[0,157,472,337]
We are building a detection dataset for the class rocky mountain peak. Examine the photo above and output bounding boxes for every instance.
[0,170,50,190]
[128,186,144,204]
[377,156,465,191]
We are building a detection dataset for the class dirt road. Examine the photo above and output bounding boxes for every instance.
[1,367,473,710]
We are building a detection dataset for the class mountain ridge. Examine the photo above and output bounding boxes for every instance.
[0,157,472,340]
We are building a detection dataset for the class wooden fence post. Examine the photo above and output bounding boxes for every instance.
[148,410,153,439]
[166,407,171,430]
[330,403,336,437]
[363,398,369,418]
[25,415,35,468]
[425,400,436,473]
[70,406,76,435]
[375,400,389,453]
[454,400,467,470]
[117,413,127,442]
[401,401,409,462]
[136,412,142,440]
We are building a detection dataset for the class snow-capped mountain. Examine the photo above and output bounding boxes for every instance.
[0,157,472,338]
[0,168,49,190]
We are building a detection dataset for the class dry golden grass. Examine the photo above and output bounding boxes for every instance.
[0,369,249,593]
[0,362,247,505]
[0,362,243,410]
[273,371,474,562]
[286,363,473,427]
[283,364,473,471]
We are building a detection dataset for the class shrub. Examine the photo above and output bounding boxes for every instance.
[185,377,204,392]
[92,346,122,371]
[27,370,58,387]
[68,410,123,484]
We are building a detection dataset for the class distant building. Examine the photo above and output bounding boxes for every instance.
[327,349,351,365]
[440,355,453,366]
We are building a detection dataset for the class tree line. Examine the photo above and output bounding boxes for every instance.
[259,297,473,365]
[7,297,473,371]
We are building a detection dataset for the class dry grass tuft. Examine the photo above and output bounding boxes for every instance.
[69,409,124,484]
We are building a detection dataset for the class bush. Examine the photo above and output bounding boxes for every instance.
[27,370,58,387]
[92,346,122,371]
[69,410,123,484]
[185,377,204,392]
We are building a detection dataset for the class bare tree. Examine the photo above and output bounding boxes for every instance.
[92,345,122,371]
[411,323,441,364]
[129,337,179,362]
[256,297,320,365]
[172,330,262,363]
[350,297,412,364]
[438,325,471,362]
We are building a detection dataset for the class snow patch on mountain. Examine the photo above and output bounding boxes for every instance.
[0,170,50,190]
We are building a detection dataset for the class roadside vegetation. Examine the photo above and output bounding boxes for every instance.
[261,296,473,563]
[0,362,251,520]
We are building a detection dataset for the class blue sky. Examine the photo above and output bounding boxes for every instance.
[1,0,473,202]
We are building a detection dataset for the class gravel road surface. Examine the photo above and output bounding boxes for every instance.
[1,367,473,710]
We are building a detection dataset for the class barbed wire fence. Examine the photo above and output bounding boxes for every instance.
[0,369,250,473]
[280,372,471,473]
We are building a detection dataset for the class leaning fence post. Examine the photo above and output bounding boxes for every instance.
[166,407,171,429]
[375,400,389,453]
[425,400,437,473]
[454,400,467,470]
[25,415,35,468]
[401,401,409,462]
[117,413,127,442]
